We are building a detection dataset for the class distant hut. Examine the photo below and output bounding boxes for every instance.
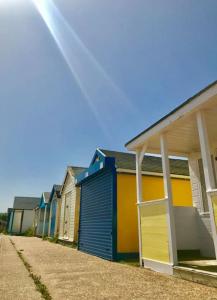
[7,197,40,235]
[48,184,62,238]
[35,192,50,237]
[59,166,86,243]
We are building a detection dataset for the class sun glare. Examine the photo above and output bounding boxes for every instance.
[32,0,140,139]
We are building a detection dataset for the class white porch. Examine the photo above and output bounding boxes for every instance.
[126,81,217,274]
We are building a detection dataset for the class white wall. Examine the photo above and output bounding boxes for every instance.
[188,157,203,212]
[174,206,215,257]
[174,207,200,250]
[197,214,215,257]
[59,171,77,242]
[12,210,22,233]
[21,210,34,233]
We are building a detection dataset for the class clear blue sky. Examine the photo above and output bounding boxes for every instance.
[0,0,217,212]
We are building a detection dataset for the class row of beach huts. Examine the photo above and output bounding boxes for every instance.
[7,81,217,276]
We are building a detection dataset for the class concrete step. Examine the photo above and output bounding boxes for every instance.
[174,265,217,288]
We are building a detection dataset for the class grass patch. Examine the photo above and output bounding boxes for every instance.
[48,235,59,244]
[23,227,35,237]
[57,239,77,248]
[10,239,52,300]
[118,259,140,268]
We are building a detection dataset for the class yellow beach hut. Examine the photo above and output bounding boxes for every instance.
[76,148,192,261]
[126,80,217,274]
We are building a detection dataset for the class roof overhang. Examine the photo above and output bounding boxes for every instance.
[126,81,217,156]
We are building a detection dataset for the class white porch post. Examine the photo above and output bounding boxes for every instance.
[196,111,216,190]
[136,145,147,266]
[160,134,177,265]
[196,110,217,256]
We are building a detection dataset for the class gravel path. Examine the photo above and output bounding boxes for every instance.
[10,236,217,300]
[0,235,41,300]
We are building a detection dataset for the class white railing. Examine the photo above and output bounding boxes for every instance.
[137,198,168,206]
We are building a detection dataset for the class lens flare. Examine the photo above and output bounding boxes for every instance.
[32,0,140,139]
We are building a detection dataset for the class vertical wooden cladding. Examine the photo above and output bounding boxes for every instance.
[59,167,85,242]
[50,198,57,237]
[59,173,76,241]
[140,201,170,263]
[78,169,115,260]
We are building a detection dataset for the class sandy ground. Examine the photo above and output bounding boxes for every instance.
[7,236,217,300]
[0,235,41,300]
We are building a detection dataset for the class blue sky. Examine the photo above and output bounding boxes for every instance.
[0,0,217,211]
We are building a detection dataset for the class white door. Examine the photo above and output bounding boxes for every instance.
[12,210,23,233]
[63,192,71,239]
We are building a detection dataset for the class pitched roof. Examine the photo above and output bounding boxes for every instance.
[125,80,217,148]
[13,197,40,210]
[68,166,86,176]
[99,149,189,176]
[53,184,62,192]
[51,184,62,199]
[43,192,51,203]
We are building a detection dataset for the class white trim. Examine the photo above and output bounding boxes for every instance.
[137,198,167,206]
[207,189,217,195]
[97,148,106,157]
[136,148,146,267]
[147,148,189,157]
[196,111,217,258]
[139,144,147,166]
[197,111,216,190]
[142,258,174,275]
[61,169,72,194]
[127,83,217,150]
[116,168,190,179]
[160,134,177,265]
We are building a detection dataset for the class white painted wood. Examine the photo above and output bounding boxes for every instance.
[196,111,217,258]
[138,198,167,206]
[116,168,190,179]
[139,144,147,166]
[160,134,177,265]
[136,149,145,267]
[188,157,203,212]
[196,111,216,190]
[142,258,174,275]
[21,210,34,233]
[59,169,78,242]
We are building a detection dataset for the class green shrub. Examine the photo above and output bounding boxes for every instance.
[23,227,34,237]
[49,235,59,243]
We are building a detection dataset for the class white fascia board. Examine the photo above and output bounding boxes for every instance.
[97,148,106,157]
[116,168,190,179]
[126,84,217,151]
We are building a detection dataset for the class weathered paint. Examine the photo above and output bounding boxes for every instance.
[74,188,81,243]
[117,173,192,254]
[21,210,34,232]
[140,201,170,263]
[59,171,81,242]
[11,210,23,233]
